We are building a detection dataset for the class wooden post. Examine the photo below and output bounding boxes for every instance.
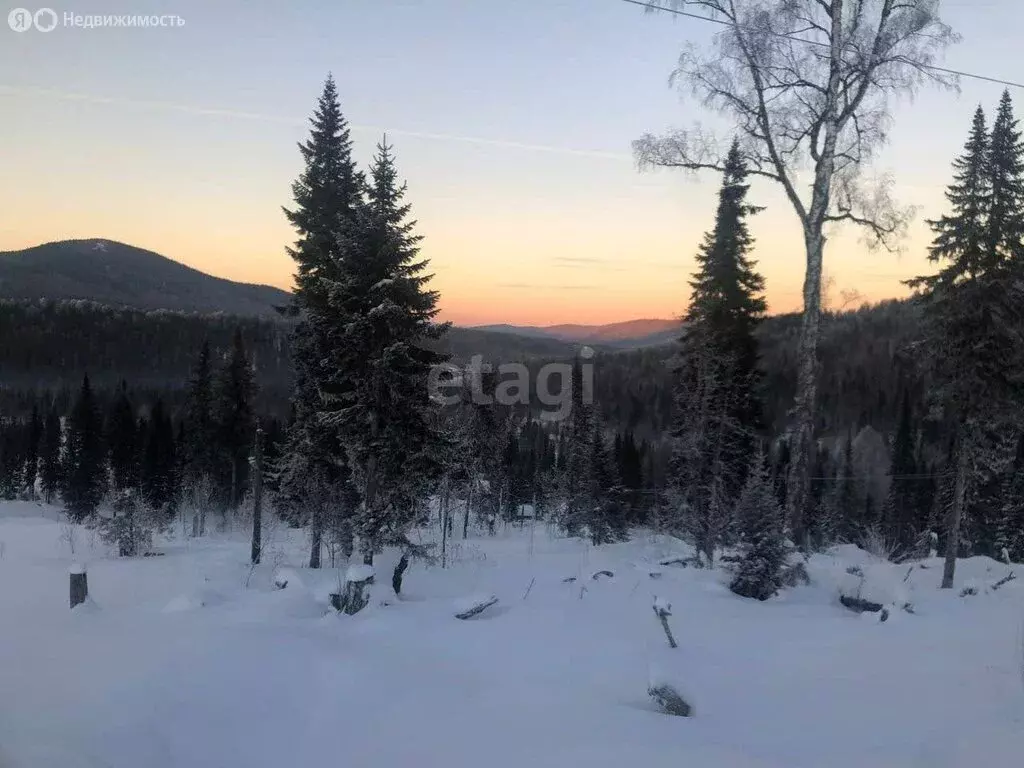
[250,422,264,565]
[69,564,88,609]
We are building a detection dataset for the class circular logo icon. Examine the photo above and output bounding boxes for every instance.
[7,8,33,31]
[34,7,58,32]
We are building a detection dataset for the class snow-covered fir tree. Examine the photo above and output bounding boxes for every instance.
[140,397,176,515]
[62,374,106,521]
[730,450,788,601]
[909,102,1024,587]
[583,419,629,545]
[181,340,217,487]
[214,329,257,510]
[106,381,139,494]
[665,140,766,565]
[561,355,594,537]
[277,74,365,568]
[38,403,62,505]
[993,433,1024,562]
[986,91,1024,266]
[316,138,450,564]
[882,391,927,554]
[18,404,41,499]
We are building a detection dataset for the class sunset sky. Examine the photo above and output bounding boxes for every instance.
[2,0,1022,326]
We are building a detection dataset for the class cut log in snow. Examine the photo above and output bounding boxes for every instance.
[839,595,885,613]
[454,594,498,620]
[648,683,692,717]
[69,564,87,609]
[652,596,677,649]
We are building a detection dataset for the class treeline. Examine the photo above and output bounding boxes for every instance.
[0,331,285,553]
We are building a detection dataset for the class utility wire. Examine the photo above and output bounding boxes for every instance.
[622,0,1024,91]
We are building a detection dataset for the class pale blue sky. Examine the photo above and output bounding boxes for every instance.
[2,0,1021,324]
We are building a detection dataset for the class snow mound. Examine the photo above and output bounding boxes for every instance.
[346,564,375,583]
[162,589,225,613]
[70,596,100,614]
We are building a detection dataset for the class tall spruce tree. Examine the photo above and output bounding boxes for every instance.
[214,330,257,510]
[995,433,1024,562]
[21,404,42,498]
[278,74,365,569]
[63,374,106,521]
[106,381,139,493]
[39,403,63,504]
[182,341,217,486]
[665,140,766,564]
[140,398,176,513]
[317,138,449,563]
[882,391,923,553]
[562,355,594,537]
[583,420,628,545]
[834,430,858,542]
[909,105,1024,587]
[0,423,23,500]
[987,91,1024,267]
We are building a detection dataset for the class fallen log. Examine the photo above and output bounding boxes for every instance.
[839,594,885,613]
[455,594,499,620]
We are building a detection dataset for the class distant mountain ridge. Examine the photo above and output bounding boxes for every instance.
[0,239,292,317]
[0,239,678,348]
[473,318,679,349]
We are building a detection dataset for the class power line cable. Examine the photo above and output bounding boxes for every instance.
[622,0,1024,91]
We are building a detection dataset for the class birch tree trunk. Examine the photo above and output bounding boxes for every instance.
[785,228,826,546]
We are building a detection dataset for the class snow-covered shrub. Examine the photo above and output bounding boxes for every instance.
[178,475,215,538]
[861,526,900,563]
[94,490,163,557]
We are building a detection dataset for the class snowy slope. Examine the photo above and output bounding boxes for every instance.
[1,500,1022,768]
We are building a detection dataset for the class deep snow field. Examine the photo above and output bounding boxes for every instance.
[1,500,1023,768]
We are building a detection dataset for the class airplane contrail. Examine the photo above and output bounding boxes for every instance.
[0,84,632,161]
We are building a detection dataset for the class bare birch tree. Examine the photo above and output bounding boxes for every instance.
[634,0,957,543]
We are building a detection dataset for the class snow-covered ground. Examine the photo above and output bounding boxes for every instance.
[1,500,1022,768]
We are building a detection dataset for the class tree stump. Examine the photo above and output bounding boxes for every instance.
[648,683,692,717]
[334,564,374,616]
[69,564,88,609]
[392,553,410,596]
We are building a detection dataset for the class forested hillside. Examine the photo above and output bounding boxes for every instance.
[0,295,917,435]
